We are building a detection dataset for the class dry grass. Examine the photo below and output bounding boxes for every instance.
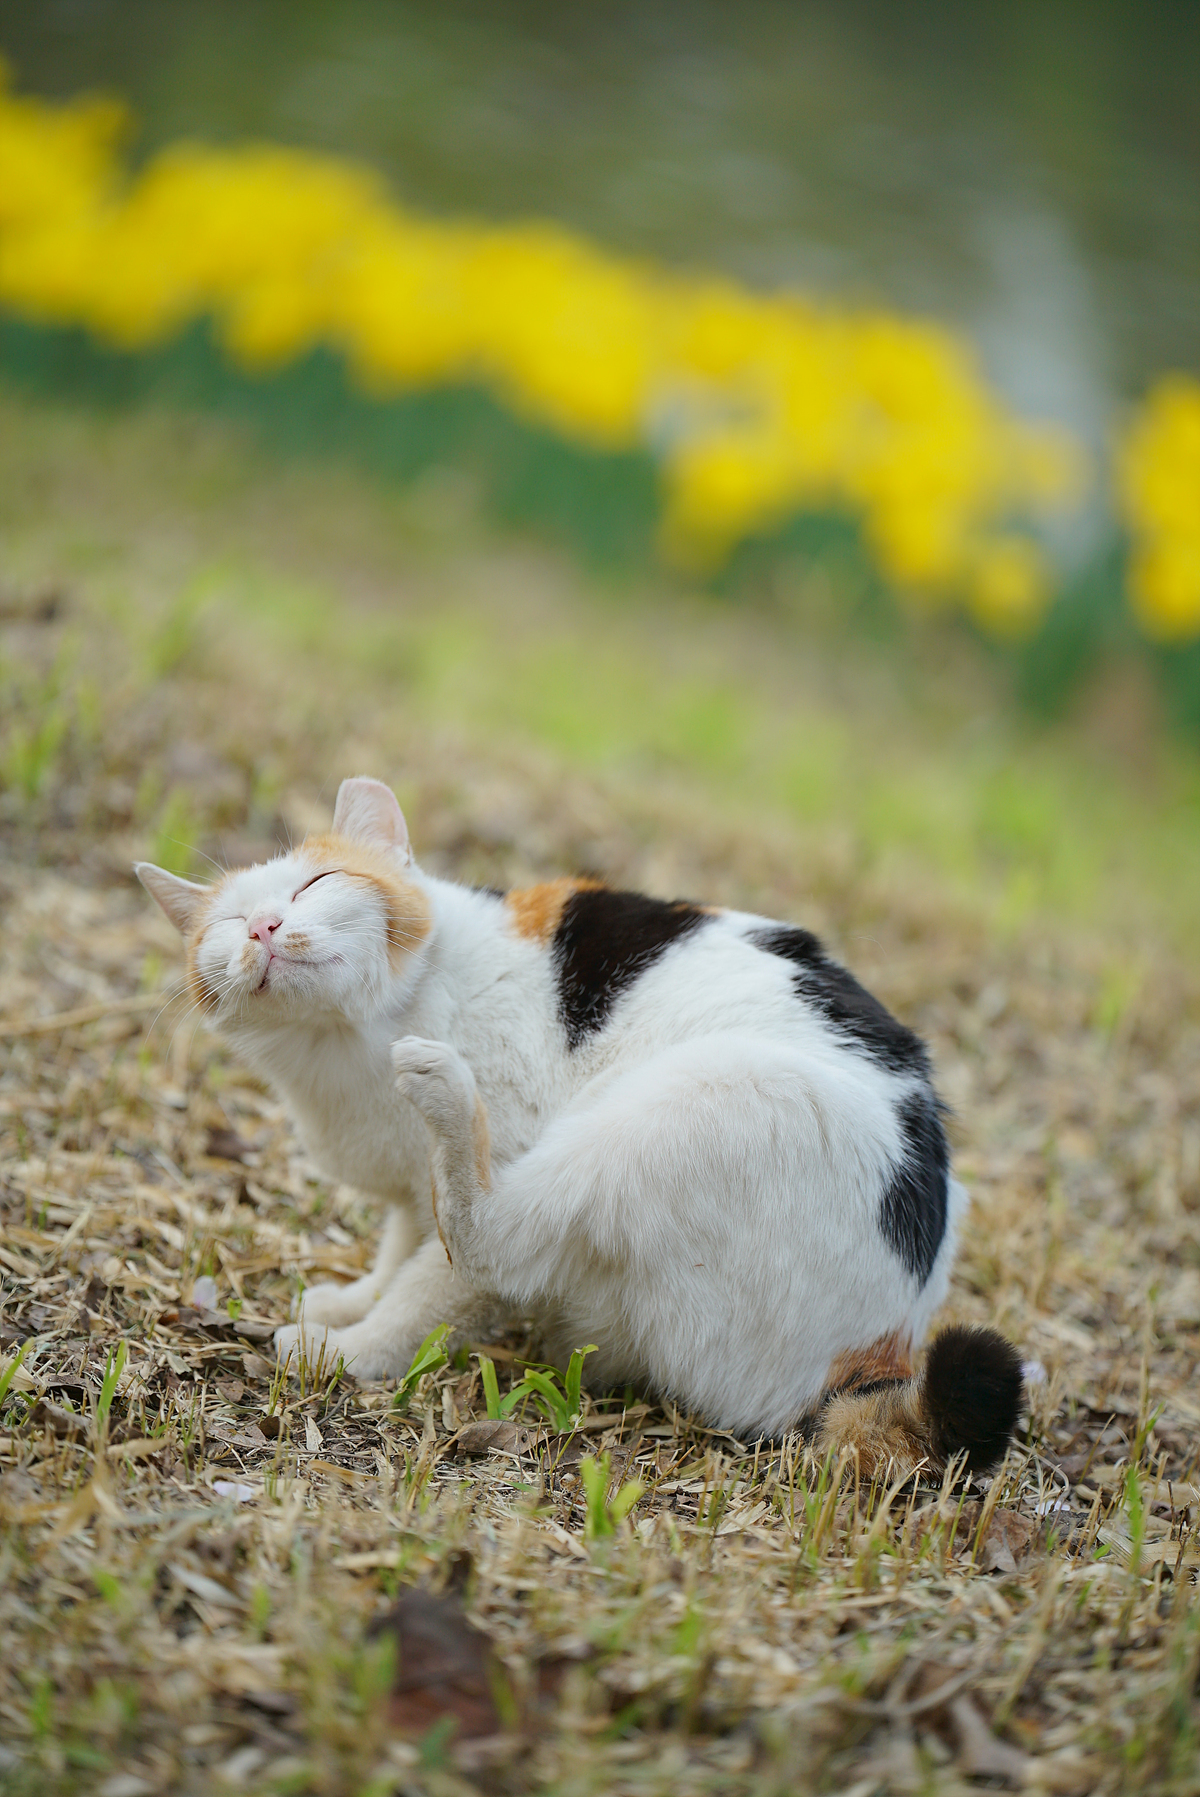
[3,394,1200,1795]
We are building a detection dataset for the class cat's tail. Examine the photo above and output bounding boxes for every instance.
[814,1324,1023,1480]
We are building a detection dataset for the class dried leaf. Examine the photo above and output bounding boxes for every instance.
[451,1419,542,1458]
[205,1127,255,1163]
[958,1506,1040,1573]
[908,1666,1028,1787]
[370,1585,503,1741]
[169,1563,246,1611]
[29,1398,88,1439]
[946,1694,1029,1784]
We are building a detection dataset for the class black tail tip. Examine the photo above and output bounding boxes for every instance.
[923,1324,1023,1473]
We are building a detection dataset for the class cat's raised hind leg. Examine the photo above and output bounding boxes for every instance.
[390,1036,491,1279]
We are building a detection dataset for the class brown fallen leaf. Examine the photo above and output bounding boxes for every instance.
[161,1305,276,1343]
[906,1664,1028,1788]
[946,1694,1029,1785]
[451,1419,543,1459]
[956,1505,1040,1573]
[162,1305,226,1334]
[979,1508,1039,1574]
[209,1423,268,1451]
[233,1318,278,1342]
[205,1126,256,1163]
[29,1398,88,1439]
[370,1578,503,1741]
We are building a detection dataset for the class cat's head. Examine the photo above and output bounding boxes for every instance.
[136,777,431,1030]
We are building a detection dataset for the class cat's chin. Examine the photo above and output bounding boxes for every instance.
[219,969,312,1022]
[248,955,335,997]
[220,965,370,1031]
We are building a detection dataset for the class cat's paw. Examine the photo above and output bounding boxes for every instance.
[277,1319,414,1383]
[299,1277,378,1329]
[391,1036,477,1140]
[274,1319,352,1378]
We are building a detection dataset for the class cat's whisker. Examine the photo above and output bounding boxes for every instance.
[187,843,229,880]
[144,984,193,1040]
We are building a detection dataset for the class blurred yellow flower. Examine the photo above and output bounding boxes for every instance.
[0,63,1099,635]
[1118,376,1200,641]
[0,56,125,235]
[967,537,1048,638]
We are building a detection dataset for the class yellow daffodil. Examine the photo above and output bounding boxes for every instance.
[0,63,1105,636]
[1118,376,1200,641]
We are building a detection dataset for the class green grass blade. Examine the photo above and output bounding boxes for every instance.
[478,1354,503,1421]
[581,1452,614,1538]
[565,1344,597,1418]
[610,1477,645,1524]
[96,1341,127,1435]
[498,1380,534,1420]
[392,1324,450,1409]
[520,1370,572,1431]
[0,1340,30,1408]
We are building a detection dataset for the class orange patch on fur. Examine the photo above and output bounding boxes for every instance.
[183,890,220,1012]
[816,1385,927,1480]
[472,1097,492,1192]
[186,948,218,1012]
[303,834,432,968]
[505,877,604,944]
[826,1330,914,1393]
[429,1167,451,1266]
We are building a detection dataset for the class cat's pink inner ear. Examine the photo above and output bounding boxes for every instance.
[135,863,210,934]
[332,776,411,855]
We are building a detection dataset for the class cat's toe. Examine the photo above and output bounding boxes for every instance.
[390,1035,451,1078]
[299,1280,361,1328]
[391,1036,476,1132]
[274,1320,350,1377]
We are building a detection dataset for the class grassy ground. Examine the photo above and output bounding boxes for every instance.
[2,385,1200,1794]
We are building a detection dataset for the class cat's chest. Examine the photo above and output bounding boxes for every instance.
[249,1026,424,1195]
[270,1010,557,1191]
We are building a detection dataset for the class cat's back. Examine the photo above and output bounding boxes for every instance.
[497,878,931,1091]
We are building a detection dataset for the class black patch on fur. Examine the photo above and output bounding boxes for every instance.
[880,1091,949,1284]
[922,1325,1024,1473]
[749,926,930,1076]
[554,886,708,1047]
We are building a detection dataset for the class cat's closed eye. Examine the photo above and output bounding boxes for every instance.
[294,870,338,900]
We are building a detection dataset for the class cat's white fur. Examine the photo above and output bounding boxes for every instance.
[137,776,966,1439]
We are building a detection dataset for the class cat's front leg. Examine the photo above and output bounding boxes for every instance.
[299,1205,415,1329]
[390,1036,490,1280]
[275,1236,507,1381]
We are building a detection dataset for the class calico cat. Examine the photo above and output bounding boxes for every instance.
[137,776,1021,1472]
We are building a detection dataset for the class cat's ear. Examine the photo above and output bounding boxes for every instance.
[332,777,411,858]
[135,864,211,934]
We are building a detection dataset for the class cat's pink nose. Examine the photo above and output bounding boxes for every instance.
[249,914,282,946]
